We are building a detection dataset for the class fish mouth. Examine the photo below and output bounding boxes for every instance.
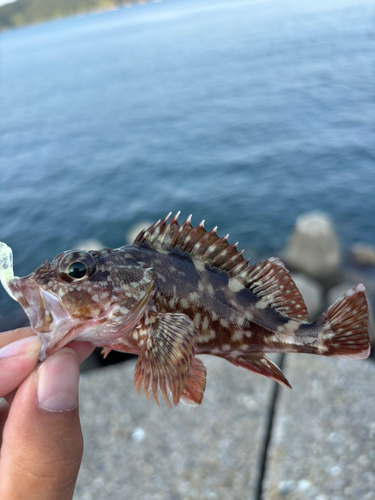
[8,277,78,361]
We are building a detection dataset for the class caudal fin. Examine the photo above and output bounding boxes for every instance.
[318,284,370,359]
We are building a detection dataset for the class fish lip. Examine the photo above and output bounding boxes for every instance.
[8,277,75,359]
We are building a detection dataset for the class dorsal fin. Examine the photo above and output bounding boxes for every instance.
[244,258,308,321]
[134,212,247,271]
[134,213,308,321]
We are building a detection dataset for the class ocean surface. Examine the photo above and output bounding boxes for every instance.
[0,0,374,326]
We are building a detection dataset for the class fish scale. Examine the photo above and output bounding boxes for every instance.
[0,213,371,408]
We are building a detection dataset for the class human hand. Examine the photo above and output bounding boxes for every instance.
[0,327,94,500]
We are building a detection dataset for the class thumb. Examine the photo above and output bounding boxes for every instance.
[0,348,83,500]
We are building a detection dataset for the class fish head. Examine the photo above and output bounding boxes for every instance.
[8,248,154,360]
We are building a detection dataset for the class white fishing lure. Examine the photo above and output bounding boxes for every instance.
[0,242,18,301]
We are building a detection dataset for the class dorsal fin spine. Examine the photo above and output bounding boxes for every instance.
[191,230,211,256]
[210,235,230,265]
[229,258,250,277]
[157,212,173,245]
[200,234,226,261]
[180,220,205,252]
[153,213,171,244]
[211,240,236,266]
[171,215,193,248]
[220,248,244,271]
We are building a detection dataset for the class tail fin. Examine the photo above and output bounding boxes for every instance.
[317,284,370,359]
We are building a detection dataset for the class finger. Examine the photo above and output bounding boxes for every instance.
[0,348,83,500]
[0,328,95,364]
[2,341,94,414]
[0,336,41,397]
[0,327,36,348]
[65,341,95,363]
[0,399,10,447]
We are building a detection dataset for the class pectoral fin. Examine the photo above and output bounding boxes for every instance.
[133,313,198,408]
[227,353,292,388]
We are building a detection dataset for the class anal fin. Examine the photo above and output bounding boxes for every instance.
[133,313,198,408]
[227,353,292,389]
[180,357,207,406]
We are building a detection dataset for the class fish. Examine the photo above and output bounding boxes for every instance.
[1,212,371,408]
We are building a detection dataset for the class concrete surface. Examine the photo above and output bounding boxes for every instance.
[263,355,375,500]
[74,353,375,500]
[75,355,274,500]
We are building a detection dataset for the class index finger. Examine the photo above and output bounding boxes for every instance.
[0,336,41,397]
[0,327,36,349]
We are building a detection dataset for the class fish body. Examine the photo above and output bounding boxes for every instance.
[4,213,371,407]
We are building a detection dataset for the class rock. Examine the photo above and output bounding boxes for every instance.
[351,244,375,267]
[263,354,375,500]
[126,221,153,245]
[328,283,375,347]
[284,212,342,287]
[291,274,324,321]
[74,355,275,500]
[74,239,105,251]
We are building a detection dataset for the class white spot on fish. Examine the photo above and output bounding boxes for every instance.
[92,294,99,302]
[222,344,231,351]
[202,316,209,331]
[207,283,214,296]
[256,300,268,309]
[194,313,201,326]
[193,259,205,271]
[180,298,189,309]
[198,334,211,342]
[189,291,200,302]
[91,309,100,317]
[198,282,205,292]
[220,318,229,328]
[228,277,244,293]
[231,330,244,342]
[283,320,300,333]
[210,347,221,354]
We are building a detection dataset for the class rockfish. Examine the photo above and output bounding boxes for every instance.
[1,213,370,407]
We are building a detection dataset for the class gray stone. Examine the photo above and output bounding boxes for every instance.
[291,274,324,321]
[74,355,275,500]
[74,239,106,251]
[284,212,342,286]
[263,354,375,500]
[351,244,375,267]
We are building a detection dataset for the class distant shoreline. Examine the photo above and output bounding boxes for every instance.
[0,0,159,32]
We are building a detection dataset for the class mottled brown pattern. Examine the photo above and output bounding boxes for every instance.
[6,213,371,406]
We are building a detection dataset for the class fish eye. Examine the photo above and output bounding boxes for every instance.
[57,251,97,283]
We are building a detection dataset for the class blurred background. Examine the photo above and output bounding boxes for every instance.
[0,0,374,343]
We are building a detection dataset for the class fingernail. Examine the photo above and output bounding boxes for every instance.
[0,336,41,358]
[37,349,79,412]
